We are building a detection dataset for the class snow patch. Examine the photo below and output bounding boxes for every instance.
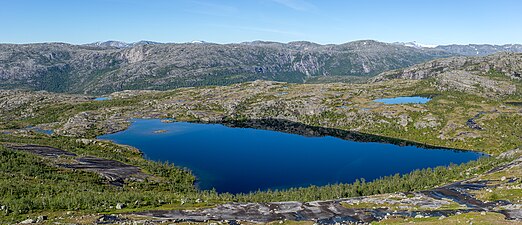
[393,41,437,49]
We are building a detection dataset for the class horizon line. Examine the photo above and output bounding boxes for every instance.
[1,39,521,46]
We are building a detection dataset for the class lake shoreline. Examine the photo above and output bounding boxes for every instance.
[98,118,484,194]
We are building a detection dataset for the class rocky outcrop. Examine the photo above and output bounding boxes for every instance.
[414,114,440,129]
[372,52,522,97]
[373,52,522,82]
[5,144,149,186]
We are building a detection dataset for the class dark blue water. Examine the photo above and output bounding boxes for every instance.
[98,119,482,194]
[374,96,431,104]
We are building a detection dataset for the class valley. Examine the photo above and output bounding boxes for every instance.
[0,53,522,222]
[0,50,521,223]
[3,0,522,223]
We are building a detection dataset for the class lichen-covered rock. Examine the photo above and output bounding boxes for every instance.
[414,114,440,129]
[398,114,411,127]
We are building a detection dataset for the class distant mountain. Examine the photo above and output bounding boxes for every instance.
[190,40,211,44]
[0,40,454,94]
[391,42,522,56]
[86,40,131,48]
[434,44,522,56]
[84,40,162,48]
[134,40,163,45]
[6,40,522,95]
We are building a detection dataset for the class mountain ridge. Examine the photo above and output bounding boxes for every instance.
[1,39,522,95]
[0,40,453,94]
[82,39,522,55]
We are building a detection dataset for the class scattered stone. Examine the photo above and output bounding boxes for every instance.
[76,138,94,145]
[97,214,121,224]
[501,176,507,181]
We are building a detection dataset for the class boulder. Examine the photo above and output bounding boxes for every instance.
[116,203,125,210]
[36,215,47,223]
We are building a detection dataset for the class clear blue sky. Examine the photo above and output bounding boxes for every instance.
[1,0,521,45]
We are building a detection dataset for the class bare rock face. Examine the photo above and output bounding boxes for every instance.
[6,144,149,187]
[120,45,145,63]
[437,70,516,95]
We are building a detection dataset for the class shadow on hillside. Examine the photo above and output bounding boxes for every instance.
[213,118,469,152]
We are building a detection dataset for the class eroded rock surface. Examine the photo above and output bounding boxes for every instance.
[5,144,148,186]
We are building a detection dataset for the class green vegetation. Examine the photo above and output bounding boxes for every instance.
[0,139,207,223]
[0,130,508,223]
[0,62,521,223]
[232,156,504,202]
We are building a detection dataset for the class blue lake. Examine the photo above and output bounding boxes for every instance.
[98,119,482,194]
[94,97,110,101]
[374,96,431,104]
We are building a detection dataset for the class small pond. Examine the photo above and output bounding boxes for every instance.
[26,126,53,135]
[506,101,522,107]
[374,96,431,104]
[33,128,53,135]
[98,119,482,194]
[94,97,110,101]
